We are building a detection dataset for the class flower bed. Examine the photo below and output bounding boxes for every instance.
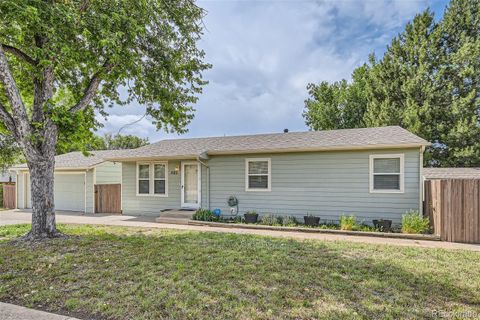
[191,209,432,235]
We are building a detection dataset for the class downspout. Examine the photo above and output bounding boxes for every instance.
[196,156,210,210]
[419,146,425,216]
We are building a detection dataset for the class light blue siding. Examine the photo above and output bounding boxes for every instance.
[95,162,122,184]
[207,148,421,224]
[121,160,207,215]
[16,172,25,209]
[121,161,183,215]
[85,169,94,213]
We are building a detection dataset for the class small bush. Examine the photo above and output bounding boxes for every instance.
[192,209,219,222]
[260,214,281,226]
[401,210,430,234]
[282,216,298,227]
[340,215,356,231]
[0,186,3,208]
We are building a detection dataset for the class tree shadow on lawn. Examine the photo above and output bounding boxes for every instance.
[0,228,479,320]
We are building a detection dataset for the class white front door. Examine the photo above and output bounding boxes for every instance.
[181,162,200,208]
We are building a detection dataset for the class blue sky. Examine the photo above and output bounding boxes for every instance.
[97,0,450,142]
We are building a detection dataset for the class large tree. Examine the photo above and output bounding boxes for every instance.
[0,0,210,239]
[303,0,480,167]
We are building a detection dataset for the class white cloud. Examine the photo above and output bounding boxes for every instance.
[97,0,445,141]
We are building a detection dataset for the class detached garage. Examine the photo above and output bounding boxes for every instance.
[12,150,122,213]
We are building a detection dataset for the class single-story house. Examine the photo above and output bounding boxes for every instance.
[11,126,430,224]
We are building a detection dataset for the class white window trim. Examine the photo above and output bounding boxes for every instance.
[245,158,271,192]
[369,154,404,194]
[136,161,168,197]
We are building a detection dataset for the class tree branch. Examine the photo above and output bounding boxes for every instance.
[0,44,31,140]
[69,61,113,113]
[0,101,16,135]
[1,44,37,65]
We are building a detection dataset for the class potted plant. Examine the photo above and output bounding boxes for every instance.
[304,214,320,227]
[372,219,392,232]
[244,211,259,223]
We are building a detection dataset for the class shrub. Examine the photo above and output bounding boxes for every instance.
[401,210,430,234]
[282,216,298,227]
[192,209,219,222]
[339,215,356,231]
[0,186,3,208]
[259,214,281,226]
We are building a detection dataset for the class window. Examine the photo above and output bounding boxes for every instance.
[137,162,168,196]
[245,158,271,191]
[369,154,404,193]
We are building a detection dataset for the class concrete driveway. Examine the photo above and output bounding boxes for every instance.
[1,209,479,251]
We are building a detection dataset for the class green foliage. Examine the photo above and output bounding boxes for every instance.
[0,0,210,151]
[304,65,369,130]
[0,184,3,208]
[259,214,282,226]
[192,208,219,222]
[0,134,23,172]
[282,216,298,227]
[401,210,431,234]
[245,210,258,216]
[303,0,480,167]
[339,215,357,231]
[99,133,149,150]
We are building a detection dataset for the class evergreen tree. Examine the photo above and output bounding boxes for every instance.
[303,0,480,167]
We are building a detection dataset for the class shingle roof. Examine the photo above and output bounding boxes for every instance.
[423,168,480,179]
[12,150,124,170]
[108,126,429,161]
[11,127,429,169]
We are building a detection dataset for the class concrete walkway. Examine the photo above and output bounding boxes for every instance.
[1,209,479,251]
[0,302,79,320]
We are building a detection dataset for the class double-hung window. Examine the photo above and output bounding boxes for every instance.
[245,158,271,191]
[369,154,404,193]
[137,162,168,196]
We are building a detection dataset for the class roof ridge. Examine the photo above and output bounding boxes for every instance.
[149,126,404,145]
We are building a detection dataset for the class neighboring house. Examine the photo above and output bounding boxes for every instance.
[11,151,122,212]
[0,171,15,184]
[11,126,430,224]
[423,167,480,179]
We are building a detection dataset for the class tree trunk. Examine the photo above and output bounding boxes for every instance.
[22,125,63,240]
[27,158,58,238]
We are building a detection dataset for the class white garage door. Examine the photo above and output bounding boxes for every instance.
[26,173,85,212]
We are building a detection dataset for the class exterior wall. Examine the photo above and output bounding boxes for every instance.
[207,148,421,225]
[16,171,26,209]
[85,169,94,213]
[122,160,185,215]
[95,162,122,184]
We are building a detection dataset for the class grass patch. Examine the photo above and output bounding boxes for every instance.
[0,224,479,319]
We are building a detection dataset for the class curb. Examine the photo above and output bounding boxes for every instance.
[186,220,441,241]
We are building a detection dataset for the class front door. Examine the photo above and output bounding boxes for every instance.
[181,162,200,208]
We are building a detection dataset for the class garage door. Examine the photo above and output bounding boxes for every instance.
[26,173,85,212]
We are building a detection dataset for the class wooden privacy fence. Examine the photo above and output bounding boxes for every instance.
[2,184,16,209]
[94,184,121,214]
[424,179,480,243]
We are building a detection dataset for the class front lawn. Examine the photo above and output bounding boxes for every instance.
[0,224,479,320]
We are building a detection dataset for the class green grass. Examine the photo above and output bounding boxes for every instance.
[0,224,479,320]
